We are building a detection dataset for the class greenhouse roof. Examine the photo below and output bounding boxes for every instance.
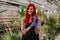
[0,0,58,11]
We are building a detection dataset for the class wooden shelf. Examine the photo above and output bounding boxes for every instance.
[0,26,21,31]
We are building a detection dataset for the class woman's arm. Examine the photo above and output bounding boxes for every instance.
[21,17,31,35]
[35,18,41,34]
[23,27,31,34]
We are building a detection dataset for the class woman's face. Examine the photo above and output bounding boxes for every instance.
[28,6,34,15]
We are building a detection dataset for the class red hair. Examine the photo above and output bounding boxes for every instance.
[23,3,38,24]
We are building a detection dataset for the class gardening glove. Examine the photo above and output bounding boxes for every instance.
[30,16,37,28]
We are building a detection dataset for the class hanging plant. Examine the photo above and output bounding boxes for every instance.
[18,5,26,17]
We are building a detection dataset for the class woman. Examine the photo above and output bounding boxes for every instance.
[21,3,40,40]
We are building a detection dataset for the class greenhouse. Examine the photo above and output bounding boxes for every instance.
[0,0,60,40]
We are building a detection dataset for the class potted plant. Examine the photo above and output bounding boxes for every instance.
[0,23,7,30]
[8,20,20,28]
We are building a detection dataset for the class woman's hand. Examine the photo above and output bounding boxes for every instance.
[22,27,31,35]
